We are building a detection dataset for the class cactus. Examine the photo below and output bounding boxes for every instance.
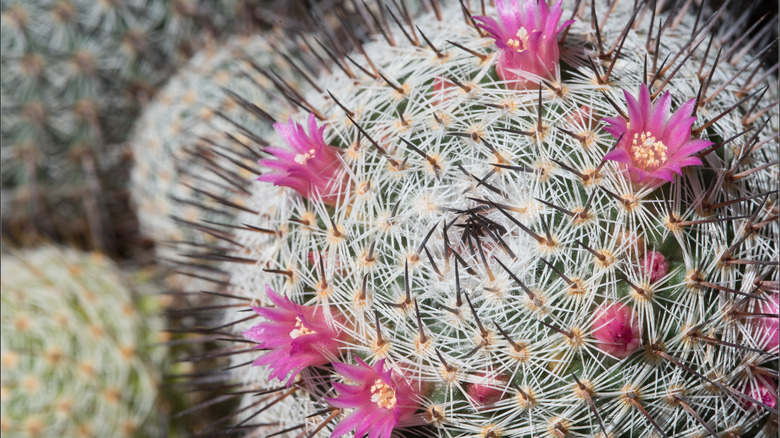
[0,246,166,437]
[172,0,778,436]
[0,0,262,251]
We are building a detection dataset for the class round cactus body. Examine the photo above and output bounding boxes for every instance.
[175,0,778,436]
[0,246,167,437]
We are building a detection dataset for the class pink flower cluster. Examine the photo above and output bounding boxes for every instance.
[475,0,573,89]
[603,85,712,187]
[258,113,347,205]
[243,287,421,438]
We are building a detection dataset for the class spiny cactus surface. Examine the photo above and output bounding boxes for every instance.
[0,246,166,437]
[174,0,779,436]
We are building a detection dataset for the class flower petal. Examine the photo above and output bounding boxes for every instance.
[603,148,631,165]
[333,361,375,383]
[624,88,644,129]
[330,410,365,438]
[648,91,671,132]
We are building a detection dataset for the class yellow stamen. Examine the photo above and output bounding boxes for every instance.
[506,27,530,53]
[294,148,317,165]
[289,317,315,339]
[630,131,667,171]
[370,379,397,409]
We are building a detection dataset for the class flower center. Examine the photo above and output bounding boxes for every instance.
[370,379,397,409]
[506,27,530,53]
[294,148,317,165]
[289,317,315,339]
[630,131,667,171]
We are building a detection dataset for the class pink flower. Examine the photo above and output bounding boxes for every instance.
[258,113,347,205]
[467,372,507,407]
[327,358,420,438]
[753,293,779,352]
[564,104,598,127]
[603,85,713,186]
[474,0,573,89]
[243,286,345,386]
[639,250,669,283]
[591,302,642,358]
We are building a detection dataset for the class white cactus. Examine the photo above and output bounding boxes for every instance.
[173,1,778,436]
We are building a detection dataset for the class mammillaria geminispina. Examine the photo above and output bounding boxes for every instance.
[170,0,779,436]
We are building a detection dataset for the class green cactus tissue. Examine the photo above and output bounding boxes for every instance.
[172,0,778,436]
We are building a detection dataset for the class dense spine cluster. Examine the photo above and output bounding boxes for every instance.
[0,247,166,437]
[167,0,778,437]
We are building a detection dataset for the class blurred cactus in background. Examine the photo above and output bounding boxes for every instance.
[128,0,429,288]
[128,31,302,289]
[0,0,260,253]
[0,246,166,436]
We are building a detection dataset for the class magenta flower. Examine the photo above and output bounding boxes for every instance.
[752,293,779,352]
[242,286,345,386]
[603,85,713,186]
[258,113,347,205]
[327,358,420,438]
[474,0,573,89]
[639,250,669,283]
[591,302,642,358]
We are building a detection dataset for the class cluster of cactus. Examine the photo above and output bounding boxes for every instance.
[163,0,780,436]
[0,0,265,251]
[0,246,166,437]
